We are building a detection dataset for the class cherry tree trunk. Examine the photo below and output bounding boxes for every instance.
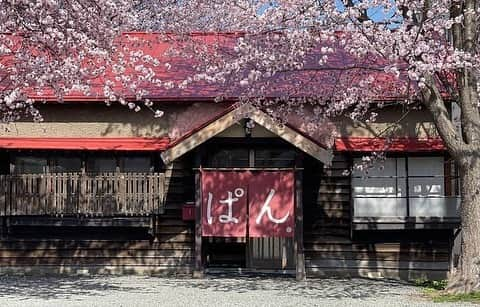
[447,157,480,293]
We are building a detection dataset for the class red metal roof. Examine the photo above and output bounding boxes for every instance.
[0,137,170,151]
[335,137,446,152]
[2,32,417,102]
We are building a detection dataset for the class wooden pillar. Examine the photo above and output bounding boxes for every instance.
[295,154,306,281]
[193,152,204,278]
[0,216,5,239]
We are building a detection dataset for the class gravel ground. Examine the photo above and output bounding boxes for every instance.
[0,275,475,307]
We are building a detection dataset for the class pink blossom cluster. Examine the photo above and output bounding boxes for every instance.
[140,0,475,126]
[1,0,478,128]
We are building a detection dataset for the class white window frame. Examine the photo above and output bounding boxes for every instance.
[352,155,460,218]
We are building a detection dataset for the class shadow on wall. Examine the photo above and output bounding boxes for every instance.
[335,105,439,140]
[98,102,231,139]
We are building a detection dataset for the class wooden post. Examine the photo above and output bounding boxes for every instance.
[119,173,126,214]
[39,174,46,215]
[79,170,87,215]
[295,153,306,281]
[193,170,204,278]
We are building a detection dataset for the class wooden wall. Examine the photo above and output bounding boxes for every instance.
[303,153,452,280]
[0,149,453,280]
[0,156,195,276]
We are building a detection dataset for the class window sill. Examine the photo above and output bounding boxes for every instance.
[352,216,460,230]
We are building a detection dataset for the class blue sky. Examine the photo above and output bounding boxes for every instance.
[258,0,396,24]
[335,0,396,22]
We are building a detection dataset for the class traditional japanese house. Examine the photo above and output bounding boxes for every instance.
[0,33,460,280]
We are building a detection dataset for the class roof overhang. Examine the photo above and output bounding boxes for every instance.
[161,104,333,165]
[335,137,446,152]
[0,137,170,151]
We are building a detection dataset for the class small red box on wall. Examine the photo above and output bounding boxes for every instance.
[182,203,195,221]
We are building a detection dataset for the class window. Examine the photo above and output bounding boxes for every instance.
[407,157,459,217]
[353,157,406,198]
[352,156,460,218]
[87,157,117,173]
[352,157,407,216]
[255,148,295,167]
[51,156,82,173]
[87,154,153,173]
[120,156,152,173]
[204,140,296,168]
[205,147,249,168]
[11,152,158,174]
[15,156,48,173]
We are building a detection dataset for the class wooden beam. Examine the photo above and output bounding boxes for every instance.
[7,216,152,227]
[193,169,204,278]
[193,167,304,171]
[161,104,252,165]
[160,104,333,166]
[295,155,306,281]
[249,108,332,165]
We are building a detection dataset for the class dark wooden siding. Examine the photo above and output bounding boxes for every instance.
[303,152,452,280]
[303,153,351,242]
[0,148,453,279]
[0,156,195,275]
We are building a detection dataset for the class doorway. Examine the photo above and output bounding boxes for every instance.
[201,170,296,271]
[247,237,295,270]
[199,138,300,272]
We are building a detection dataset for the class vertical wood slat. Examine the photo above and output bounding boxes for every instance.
[21,175,27,215]
[27,175,32,215]
[14,176,19,215]
[15,176,20,215]
[59,173,63,215]
[142,174,147,214]
[71,173,78,214]
[148,174,153,214]
[136,174,140,214]
[93,175,98,215]
[19,176,22,215]
[1,176,7,216]
[28,175,33,215]
[11,176,17,215]
[55,174,60,215]
[141,174,145,214]
[62,173,67,215]
[100,174,105,215]
[109,173,115,215]
[39,174,44,215]
[3,176,7,216]
[50,174,55,215]
[54,174,59,215]
[0,176,5,216]
[158,173,165,214]
[295,168,306,281]
[193,170,203,278]
[20,175,26,215]
[125,173,130,214]
[132,173,136,214]
[6,175,11,216]
[46,174,52,215]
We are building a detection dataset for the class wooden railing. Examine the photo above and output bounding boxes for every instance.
[0,173,165,216]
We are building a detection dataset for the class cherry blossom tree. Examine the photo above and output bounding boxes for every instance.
[0,0,167,122]
[2,0,480,294]
[139,0,480,293]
